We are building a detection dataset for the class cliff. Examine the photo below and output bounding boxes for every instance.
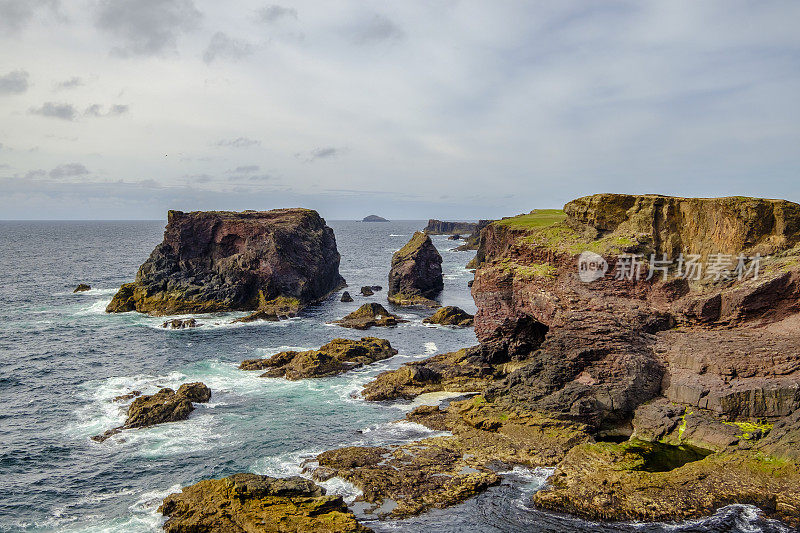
[107,209,345,316]
[424,219,478,235]
[351,193,800,526]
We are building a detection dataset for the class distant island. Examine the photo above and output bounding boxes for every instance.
[362,215,389,222]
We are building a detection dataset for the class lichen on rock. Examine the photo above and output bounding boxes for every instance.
[332,303,407,330]
[388,232,443,307]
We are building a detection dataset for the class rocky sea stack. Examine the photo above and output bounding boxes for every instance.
[159,474,371,533]
[106,209,345,318]
[388,232,443,307]
[333,303,406,329]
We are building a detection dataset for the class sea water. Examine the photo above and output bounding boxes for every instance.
[0,221,790,532]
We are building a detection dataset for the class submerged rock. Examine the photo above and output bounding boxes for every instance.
[388,232,443,307]
[106,209,345,316]
[73,284,91,292]
[92,382,211,442]
[160,318,198,329]
[239,337,397,380]
[423,306,474,327]
[340,291,353,302]
[159,473,372,533]
[333,303,406,330]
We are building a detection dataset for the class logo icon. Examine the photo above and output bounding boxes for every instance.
[578,251,608,282]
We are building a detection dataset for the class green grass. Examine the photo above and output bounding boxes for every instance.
[495,209,567,229]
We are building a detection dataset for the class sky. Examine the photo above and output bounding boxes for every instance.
[1,0,799,220]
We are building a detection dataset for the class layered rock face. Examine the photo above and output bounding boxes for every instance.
[423,219,478,235]
[106,209,345,316]
[388,232,443,307]
[160,474,372,533]
[461,194,800,524]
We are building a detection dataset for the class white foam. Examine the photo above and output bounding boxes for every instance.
[423,342,437,354]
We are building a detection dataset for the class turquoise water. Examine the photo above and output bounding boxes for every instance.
[0,221,791,532]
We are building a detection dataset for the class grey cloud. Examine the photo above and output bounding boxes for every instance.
[349,13,403,45]
[0,0,59,33]
[56,76,83,90]
[232,165,260,173]
[298,147,341,162]
[203,32,255,64]
[214,137,261,148]
[0,70,29,94]
[49,163,89,179]
[24,169,47,179]
[29,102,77,120]
[95,0,202,57]
[257,5,297,23]
[84,104,129,117]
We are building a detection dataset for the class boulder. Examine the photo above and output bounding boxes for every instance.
[73,284,91,292]
[340,291,353,302]
[388,232,443,307]
[423,306,474,326]
[371,285,383,291]
[448,234,462,240]
[92,382,211,442]
[333,303,406,330]
[360,286,374,296]
[106,209,345,316]
[239,338,397,380]
[161,318,198,329]
[159,473,372,533]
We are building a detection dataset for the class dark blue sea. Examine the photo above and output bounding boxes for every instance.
[0,220,791,532]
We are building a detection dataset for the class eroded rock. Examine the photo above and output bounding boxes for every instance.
[160,473,372,533]
[239,338,397,380]
[333,303,406,330]
[423,306,474,327]
[388,232,443,307]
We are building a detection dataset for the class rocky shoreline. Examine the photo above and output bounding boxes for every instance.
[117,197,800,531]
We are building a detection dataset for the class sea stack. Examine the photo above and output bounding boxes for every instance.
[106,209,345,318]
[388,232,443,307]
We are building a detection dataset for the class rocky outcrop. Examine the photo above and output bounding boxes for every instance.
[73,284,91,292]
[92,382,211,442]
[340,291,353,302]
[161,318,198,329]
[388,232,443,307]
[422,306,474,326]
[455,219,493,251]
[239,338,397,379]
[360,286,374,296]
[160,473,372,533]
[333,303,406,329]
[363,215,389,222]
[106,209,345,317]
[424,219,478,235]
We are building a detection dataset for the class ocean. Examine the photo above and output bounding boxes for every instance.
[0,220,791,532]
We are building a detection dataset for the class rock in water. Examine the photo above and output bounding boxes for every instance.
[423,306,474,326]
[73,284,91,292]
[239,337,397,379]
[340,291,353,302]
[362,215,389,222]
[387,232,443,307]
[92,382,211,442]
[106,209,345,317]
[161,318,198,329]
[333,303,406,329]
[159,473,372,533]
[360,286,374,296]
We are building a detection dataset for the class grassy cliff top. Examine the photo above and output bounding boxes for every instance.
[494,209,567,229]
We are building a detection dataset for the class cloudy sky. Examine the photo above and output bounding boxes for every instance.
[1,1,799,220]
